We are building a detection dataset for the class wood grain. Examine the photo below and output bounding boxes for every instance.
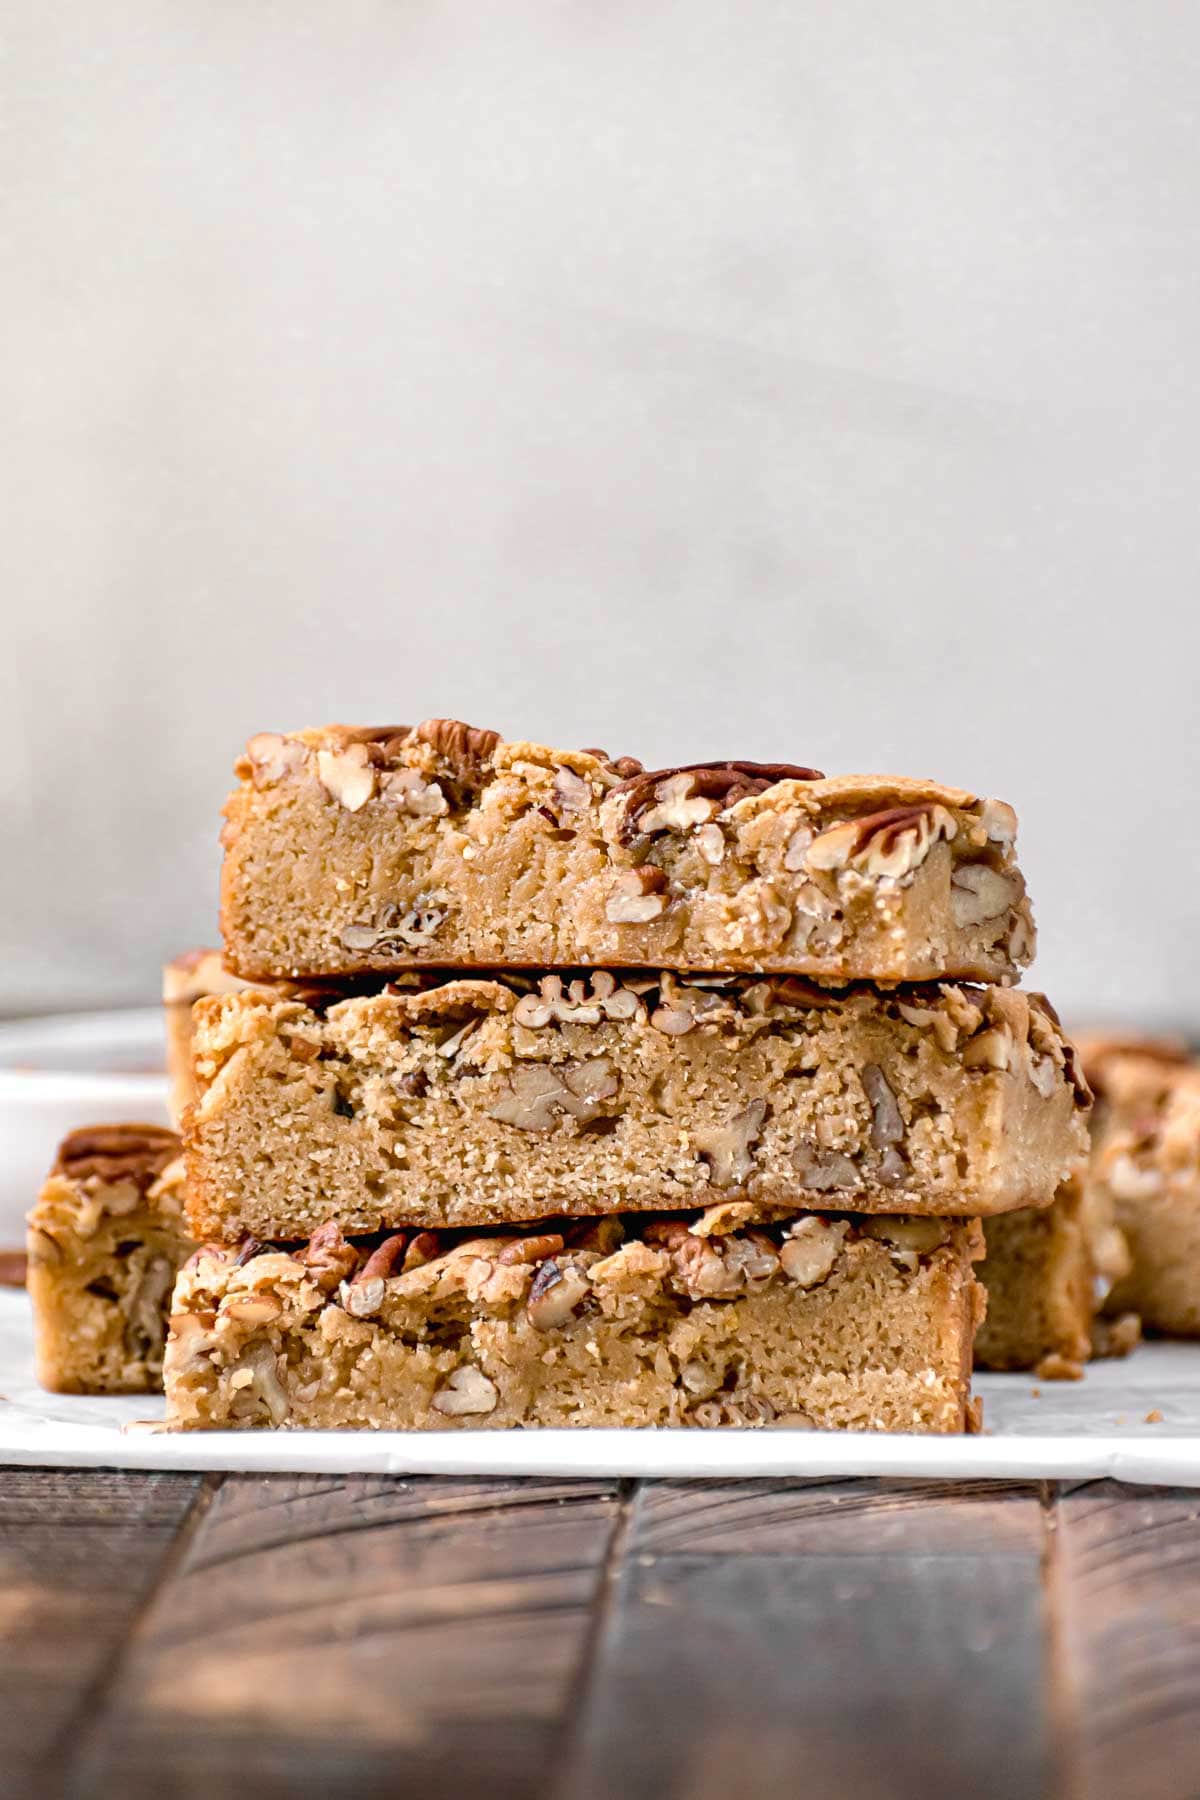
[554,1477,1049,1800]
[1053,1480,1200,1800]
[67,1472,626,1800]
[0,1467,205,1797]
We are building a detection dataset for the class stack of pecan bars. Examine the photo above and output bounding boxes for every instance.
[28,720,1095,1432]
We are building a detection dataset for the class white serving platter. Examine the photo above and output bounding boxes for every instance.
[2,1291,1197,1484]
[0,1009,171,1243]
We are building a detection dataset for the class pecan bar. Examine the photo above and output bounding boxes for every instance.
[27,1125,192,1393]
[1079,1034,1200,1336]
[975,1179,1138,1376]
[219,720,1035,983]
[184,974,1088,1241]
[164,1208,985,1433]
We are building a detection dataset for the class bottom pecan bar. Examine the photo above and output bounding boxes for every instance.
[164,1207,985,1434]
[27,1125,191,1393]
[975,1178,1139,1378]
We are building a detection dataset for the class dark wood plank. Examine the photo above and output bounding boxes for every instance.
[68,1472,626,1800]
[554,1477,1050,1800]
[0,1466,206,1797]
[1053,1480,1200,1800]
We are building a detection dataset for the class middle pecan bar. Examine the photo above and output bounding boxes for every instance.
[184,974,1089,1241]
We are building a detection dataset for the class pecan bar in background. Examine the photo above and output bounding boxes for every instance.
[1079,1033,1200,1336]
[27,1125,192,1393]
[183,974,1088,1242]
[219,720,1035,984]
[164,1208,985,1434]
[975,1178,1138,1377]
[163,948,250,1125]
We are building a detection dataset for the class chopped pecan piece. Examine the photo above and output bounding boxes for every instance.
[791,1143,862,1191]
[526,1258,592,1329]
[779,1217,848,1287]
[862,1065,901,1144]
[605,867,667,924]
[488,1057,621,1133]
[432,1365,499,1415]
[316,743,377,811]
[950,863,1016,926]
[356,1233,409,1284]
[806,804,956,881]
[498,1233,565,1266]
[694,1099,767,1189]
[298,1222,359,1291]
[408,719,501,802]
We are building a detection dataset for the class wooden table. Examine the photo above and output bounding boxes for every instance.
[2,1468,1198,1799]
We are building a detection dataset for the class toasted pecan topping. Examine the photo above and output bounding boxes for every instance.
[842,804,949,861]
[54,1124,180,1189]
[581,748,645,778]
[410,717,501,770]
[610,760,822,842]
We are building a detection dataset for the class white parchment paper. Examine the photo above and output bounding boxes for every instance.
[2,1290,1197,1484]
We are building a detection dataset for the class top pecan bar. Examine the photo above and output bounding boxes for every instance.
[219,718,1035,982]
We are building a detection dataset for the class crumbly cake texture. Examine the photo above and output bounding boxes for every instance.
[27,1125,191,1394]
[164,1208,985,1433]
[164,950,251,1125]
[183,974,1088,1242]
[218,720,1036,984]
[975,1180,1138,1376]
[1079,1035,1200,1336]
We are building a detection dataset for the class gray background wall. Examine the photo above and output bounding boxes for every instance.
[4,2,1198,1022]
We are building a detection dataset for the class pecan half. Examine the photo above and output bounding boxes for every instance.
[498,1233,565,1266]
[356,1233,409,1284]
[609,760,823,845]
[54,1125,179,1189]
